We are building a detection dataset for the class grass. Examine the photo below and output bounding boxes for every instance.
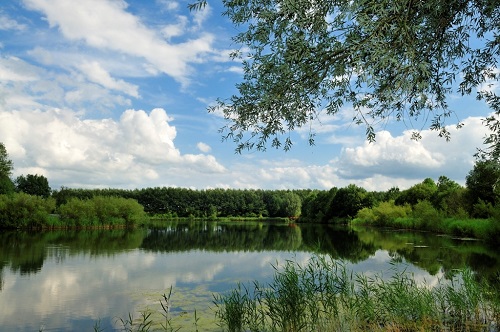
[353,199,500,244]
[213,255,500,332]
[354,212,500,245]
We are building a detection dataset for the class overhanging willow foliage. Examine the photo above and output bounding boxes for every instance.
[192,0,500,156]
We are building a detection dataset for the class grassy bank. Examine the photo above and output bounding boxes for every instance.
[353,200,500,243]
[146,215,291,225]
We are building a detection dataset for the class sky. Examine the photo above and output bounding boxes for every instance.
[0,0,495,191]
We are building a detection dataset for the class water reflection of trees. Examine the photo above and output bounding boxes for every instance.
[353,227,500,279]
[141,222,303,252]
[0,229,145,279]
[299,224,376,262]
[140,221,375,258]
[0,223,498,284]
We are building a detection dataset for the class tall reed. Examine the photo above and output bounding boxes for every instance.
[214,255,500,331]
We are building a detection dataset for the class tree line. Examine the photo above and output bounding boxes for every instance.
[52,187,305,219]
[301,170,490,223]
[2,140,500,243]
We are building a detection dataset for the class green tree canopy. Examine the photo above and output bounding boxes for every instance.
[0,174,15,195]
[395,178,438,206]
[197,0,500,155]
[15,174,52,198]
[0,143,14,195]
[328,184,373,220]
[0,143,13,177]
[465,159,500,206]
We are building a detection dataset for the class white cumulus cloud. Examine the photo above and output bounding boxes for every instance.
[0,107,226,188]
[337,117,487,181]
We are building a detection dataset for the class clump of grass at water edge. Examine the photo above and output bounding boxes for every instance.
[213,255,500,332]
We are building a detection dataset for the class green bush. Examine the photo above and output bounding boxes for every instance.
[58,197,98,226]
[355,201,410,227]
[0,193,55,228]
[411,200,442,229]
[355,206,376,224]
[58,196,146,227]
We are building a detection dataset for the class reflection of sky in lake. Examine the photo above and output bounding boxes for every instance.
[0,247,445,331]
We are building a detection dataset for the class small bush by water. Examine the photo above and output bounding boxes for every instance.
[58,196,147,227]
[0,192,56,228]
[0,193,146,229]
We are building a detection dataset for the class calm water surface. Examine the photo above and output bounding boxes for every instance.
[0,222,498,331]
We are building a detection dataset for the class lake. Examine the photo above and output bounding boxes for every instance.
[0,221,498,331]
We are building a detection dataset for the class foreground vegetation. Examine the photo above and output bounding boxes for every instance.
[213,256,500,332]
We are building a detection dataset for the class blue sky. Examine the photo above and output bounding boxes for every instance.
[0,0,495,191]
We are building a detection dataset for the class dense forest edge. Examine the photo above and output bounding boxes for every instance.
[1,141,500,244]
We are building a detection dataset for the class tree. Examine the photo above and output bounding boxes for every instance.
[0,143,14,195]
[432,175,467,216]
[263,190,302,217]
[328,184,373,220]
[0,174,15,195]
[280,191,302,217]
[196,0,500,155]
[395,178,438,206]
[15,174,52,198]
[300,188,336,222]
[0,143,13,177]
[432,176,461,206]
[465,160,500,207]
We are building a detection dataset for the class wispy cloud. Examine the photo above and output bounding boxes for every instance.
[78,61,139,97]
[0,13,27,31]
[23,0,214,86]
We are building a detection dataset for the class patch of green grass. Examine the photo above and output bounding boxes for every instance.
[354,202,500,243]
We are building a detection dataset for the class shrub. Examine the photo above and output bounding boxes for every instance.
[58,197,98,226]
[0,193,55,228]
[58,196,146,227]
[373,201,411,226]
[411,200,442,230]
[355,207,376,224]
[355,201,410,227]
